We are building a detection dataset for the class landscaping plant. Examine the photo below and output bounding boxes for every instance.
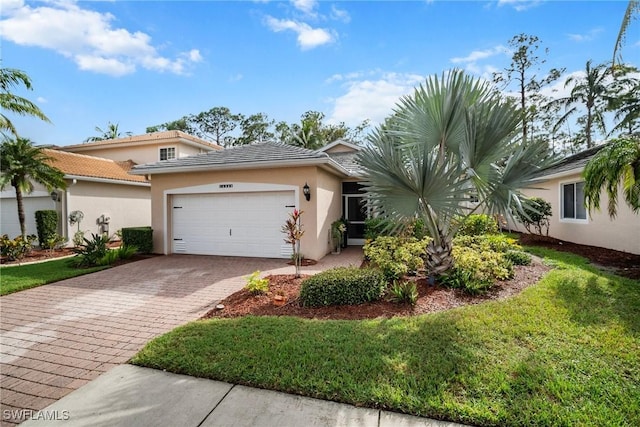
[0,234,36,261]
[35,209,58,248]
[300,267,386,307]
[282,209,304,278]
[388,280,419,306]
[245,271,269,294]
[514,197,552,236]
[69,233,110,267]
[456,214,498,236]
[363,236,431,280]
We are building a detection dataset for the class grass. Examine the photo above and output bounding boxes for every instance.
[0,258,108,296]
[132,248,640,426]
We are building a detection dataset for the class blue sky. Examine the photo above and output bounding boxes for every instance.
[1,0,637,146]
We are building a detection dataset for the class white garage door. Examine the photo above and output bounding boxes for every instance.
[171,191,296,258]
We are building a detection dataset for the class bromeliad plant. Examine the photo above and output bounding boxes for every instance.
[358,70,556,277]
[282,209,305,278]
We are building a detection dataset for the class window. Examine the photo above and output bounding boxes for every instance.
[159,147,176,161]
[561,181,587,220]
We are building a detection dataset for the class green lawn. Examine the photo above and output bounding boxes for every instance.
[0,258,108,296]
[132,248,640,426]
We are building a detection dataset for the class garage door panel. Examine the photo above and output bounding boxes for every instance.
[172,191,295,258]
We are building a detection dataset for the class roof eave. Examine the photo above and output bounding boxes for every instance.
[64,174,150,187]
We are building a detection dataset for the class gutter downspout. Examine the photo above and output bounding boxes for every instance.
[63,178,77,246]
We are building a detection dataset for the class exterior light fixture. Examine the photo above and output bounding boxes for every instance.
[50,191,59,202]
[303,182,311,201]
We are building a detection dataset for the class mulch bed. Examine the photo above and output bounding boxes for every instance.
[0,241,146,266]
[518,233,640,280]
[204,261,550,321]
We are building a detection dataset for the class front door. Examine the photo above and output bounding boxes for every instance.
[344,195,366,245]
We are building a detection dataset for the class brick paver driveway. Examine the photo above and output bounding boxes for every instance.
[0,249,362,426]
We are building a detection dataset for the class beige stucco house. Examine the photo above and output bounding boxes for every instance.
[1,131,220,244]
[131,140,366,260]
[513,146,640,255]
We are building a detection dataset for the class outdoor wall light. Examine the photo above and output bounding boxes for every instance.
[50,191,60,202]
[303,182,311,201]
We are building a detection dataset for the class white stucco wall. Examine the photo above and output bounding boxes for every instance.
[0,184,59,238]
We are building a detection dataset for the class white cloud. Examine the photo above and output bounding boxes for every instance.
[0,0,202,76]
[291,0,317,15]
[228,73,243,82]
[36,96,47,104]
[265,16,335,50]
[327,72,425,127]
[497,0,543,12]
[567,27,603,42]
[451,45,508,64]
[330,5,351,23]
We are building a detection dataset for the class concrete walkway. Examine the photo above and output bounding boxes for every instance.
[19,365,465,427]
[0,249,362,426]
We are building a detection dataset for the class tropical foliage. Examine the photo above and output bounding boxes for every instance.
[613,0,640,65]
[0,138,66,237]
[0,68,50,137]
[358,70,554,275]
[583,136,640,218]
[85,122,132,142]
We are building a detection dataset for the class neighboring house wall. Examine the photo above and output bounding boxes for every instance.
[149,166,342,260]
[0,185,57,238]
[65,181,151,240]
[515,172,640,254]
[64,143,205,164]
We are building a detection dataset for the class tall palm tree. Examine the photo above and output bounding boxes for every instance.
[84,122,132,142]
[358,70,554,275]
[0,138,66,237]
[583,136,640,218]
[0,68,51,136]
[613,1,639,66]
[552,60,611,149]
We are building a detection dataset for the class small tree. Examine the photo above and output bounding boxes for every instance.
[515,197,552,236]
[282,209,305,278]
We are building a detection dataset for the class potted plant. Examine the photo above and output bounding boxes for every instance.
[331,219,347,254]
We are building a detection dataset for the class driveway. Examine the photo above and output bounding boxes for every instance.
[0,249,362,426]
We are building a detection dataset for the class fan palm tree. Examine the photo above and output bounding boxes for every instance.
[85,122,132,142]
[613,1,639,66]
[0,138,66,238]
[0,68,51,136]
[357,70,554,275]
[551,60,611,149]
[583,136,640,218]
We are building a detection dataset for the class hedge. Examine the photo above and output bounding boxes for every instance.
[300,267,386,307]
[122,227,153,254]
[35,210,58,248]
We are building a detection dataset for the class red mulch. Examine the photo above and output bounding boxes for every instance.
[204,261,550,321]
[0,241,147,265]
[518,233,640,280]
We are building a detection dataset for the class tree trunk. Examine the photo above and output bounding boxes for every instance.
[425,235,454,276]
[14,186,26,238]
[520,72,527,143]
[586,107,593,148]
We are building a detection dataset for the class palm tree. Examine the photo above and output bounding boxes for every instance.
[552,60,611,149]
[613,1,639,66]
[0,138,66,237]
[583,136,640,218]
[357,70,554,275]
[0,68,51,136]
[84,122,132,142]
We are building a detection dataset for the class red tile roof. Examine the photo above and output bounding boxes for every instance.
[43,149,149,184]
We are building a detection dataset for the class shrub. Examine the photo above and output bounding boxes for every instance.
[245,271,269,294]
[73,230,85,247]
[364,236,431,280]
[364,217,394,240]
[116,245,138,260]
[96,245,138,266]
[35,210,58,248]
[122,227,153,254]
[0,234,36,261]
[453,234,520,253]
[388,280,419,306]
[69,233,110,267]
[441,245,514,294]
[456,214,498,236]
[98,250,120,266]
[504,250,532,266]
[364,217,428,240]
[42,233,67,252]
[300,267,386,307]
[515,197,552,236]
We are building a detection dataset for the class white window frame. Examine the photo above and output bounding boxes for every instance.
[159,146,176,161]
[559,180,588,223]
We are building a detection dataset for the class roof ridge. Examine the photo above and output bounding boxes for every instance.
[45,148,120,164]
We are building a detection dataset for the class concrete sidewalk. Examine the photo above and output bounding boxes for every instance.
[18,365,466,427]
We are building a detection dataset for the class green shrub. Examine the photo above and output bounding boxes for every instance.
[364,217,428,240]
[453,234,520,253]
[364,217,394,240]
[122,227,153,254]
[441,245,514,294]
[116,245,138,260]
[42,233,67,252]
[388,280,419,306]
[0,234,36,261]
[300,267,386,307]
[35,210,58,248]
[456,214,498,236]
[245,271,269,294]
[515,197,552,236]
[98,250,120,266]
[364,236,431,280]
[504,250,532,266]
[69,233,110,267]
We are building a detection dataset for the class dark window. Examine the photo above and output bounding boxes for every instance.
[561,182,587,220]
[160,147,176,161]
